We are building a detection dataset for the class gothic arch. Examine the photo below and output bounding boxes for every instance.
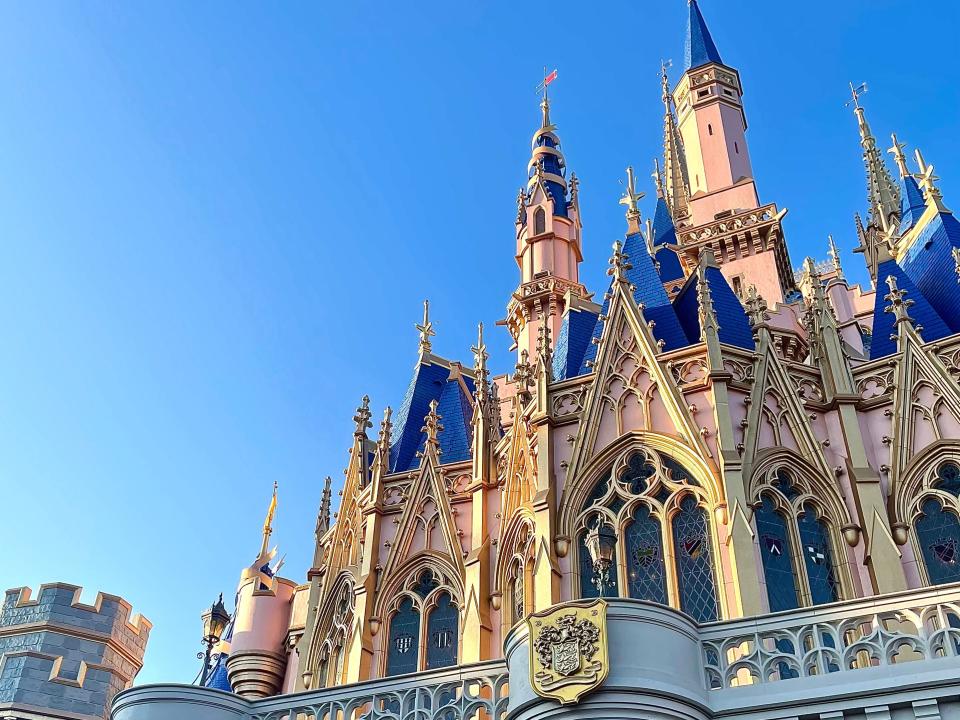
[374,552,464,622]
[559,431,723,537]
[893,441,960,526]
[495,511,536,628]
[302,571,355,690]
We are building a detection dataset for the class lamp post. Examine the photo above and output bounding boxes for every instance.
[198,594,230,685]
[584,522,618,597]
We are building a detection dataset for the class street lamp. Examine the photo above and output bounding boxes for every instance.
[198,594,230,685]
[584,521,618,597]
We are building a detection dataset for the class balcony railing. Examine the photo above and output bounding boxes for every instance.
[247,661,508,720]
[700,584,960,690]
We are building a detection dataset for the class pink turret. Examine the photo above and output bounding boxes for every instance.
[505,92,588,361]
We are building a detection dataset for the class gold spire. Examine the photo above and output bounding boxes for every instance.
[888,133,910,179]
[353,395,372,438]
[260,481,278,559]
[416,300,435,356]
[883,274,916,331]
[847,82,900,229]
[661,60,690,224]
[619,166,644,233]
[421,399,444,451]
[914,147,949,212]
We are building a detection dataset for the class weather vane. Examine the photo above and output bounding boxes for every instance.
[846,81,868,109]
[536,67,558,101]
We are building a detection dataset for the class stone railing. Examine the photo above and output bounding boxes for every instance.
[112,661,508,720]
[701,584,960,690]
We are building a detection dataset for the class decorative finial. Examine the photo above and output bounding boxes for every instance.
[353,395,372,438]
[619,166,644,221]
[318,476,332,534]
[660,59,673,105]
[744,285,769,329]
[827,235,844,279]
[653,158,664,198]
[696,254,719,342]
[846,81,867,111]
[513,349,534,405]
[536,67,558,127]
[914,147,948,210]
[536,315,553,371]
[416,300,435,355]
[516,187,527,224]
[888,133,910,178]
[607,240,633,283]
[953,247,960,284]
[378,406,393,449]
[569,172,580,202]
[260,481,278,559]
[883,274,916,331]
[421,399,444,451]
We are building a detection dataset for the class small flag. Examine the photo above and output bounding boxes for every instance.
[537,68,558,95]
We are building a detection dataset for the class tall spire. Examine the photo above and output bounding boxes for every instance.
[827,235,844,279]
[889,133,910,179]
[527,91,568,217]
[685,0,723,70]
[259,481,278,560]
[848,82,900,231]
[661,60,691,224]
[415,300,435,356]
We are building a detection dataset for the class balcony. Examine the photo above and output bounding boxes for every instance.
[113,584,960,720]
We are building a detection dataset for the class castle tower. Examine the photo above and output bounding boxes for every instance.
[1,583,150,720]
[670,0,795,304]
[506,91,588,359]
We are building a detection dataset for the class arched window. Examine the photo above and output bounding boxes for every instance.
[534,207,546,235]
[425,593,458,670]
[386,597,420,676]
[575,448,719,620]
[756,495,799,612]
[625,504,667,604]
[914,463,960,585]
[708,124,714,136]
[511,562,525,625]
[753,468,842,609]
[673,495,719,622]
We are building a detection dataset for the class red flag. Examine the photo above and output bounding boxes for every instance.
[544,69,558,86]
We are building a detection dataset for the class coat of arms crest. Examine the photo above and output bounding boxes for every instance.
[526,599,608,704]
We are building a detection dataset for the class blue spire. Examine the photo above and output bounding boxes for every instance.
[652,196,685,283]
[527,97,569,217]
[685,0,723,71]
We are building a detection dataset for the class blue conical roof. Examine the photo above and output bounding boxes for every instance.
[685,0,723,70]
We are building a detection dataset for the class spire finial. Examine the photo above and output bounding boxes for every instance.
[416,300,435,355]
[421,399,443,451]
[953,247,960,284]
[318,476,332,535]
[353,395,372,438]
[513,349,534,405]
[260,481,278,559]
[607,240,633,283]
[827,235,844,279]
[536,314,553,370]
[913,147,949,211]
[846,81,900,234]
[619,166,644,225]
[847,81,867,111]
[883,274,916,330]
[662,60,690,223]
[653,158,664,198]
[744,285,769,329]
[536,67,558,125]
[888,133,910,178]
[516,187,527,224]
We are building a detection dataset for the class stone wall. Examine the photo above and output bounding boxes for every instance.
[0,584,150,720]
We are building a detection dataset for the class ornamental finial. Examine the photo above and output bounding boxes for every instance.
[953,247,960,284]
[827,235,844,279]
[653,158,664,198]
[353,395,372,438]
[744,285,769,329]
[513,349,534,405]
[914,147,948,210]
[421,399,444,451]
[607,240,633,283]
[883,274,916,330]
[416,300,435,355]
[536,315,553,370]
[377,406,393,450]
[619,166,644,221]
[472,322,490,396]
[318,476,332,534]
[259,480,278,559]
[888,133,910,179]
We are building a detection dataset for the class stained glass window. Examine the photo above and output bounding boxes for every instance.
[797,504,840,605]
[672,495,719,622]
[934,463,960,498]
[625,505,667,605]
[583,475,611,511]
[917,497,960,585]
[620,454,655,495]
[386,597,420,676]
[756,496,799,612]
[512,569,525,624]
[578,529,619,599]
[425,593,458,670]
[413,571,439,599]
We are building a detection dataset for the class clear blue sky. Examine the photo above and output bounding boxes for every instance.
[3,0,958,685]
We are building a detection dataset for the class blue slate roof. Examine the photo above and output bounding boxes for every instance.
[673,266,755,350]
[390,361,475,472]
[899,211,960,334]
[531,133,568,217]
[553,305,599,381]
[652,197,685,283]
[899,175,926,234]
[685,0,723,70]
[579,232,691,375]
[870,259,953,359]
[205,655,232,692]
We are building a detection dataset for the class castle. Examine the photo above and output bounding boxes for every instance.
[113,3,960,720]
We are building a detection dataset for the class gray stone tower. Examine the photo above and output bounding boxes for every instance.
[0,583,151,720]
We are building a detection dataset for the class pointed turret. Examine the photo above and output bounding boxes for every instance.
[685,0,723,70]
[888,133,925,234]
[661,62,691,225]
[317,476,332,535]
[509,88,588,362]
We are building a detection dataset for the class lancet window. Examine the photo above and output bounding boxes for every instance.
[575,448,720,623]
[384,569,460,676]
[914,462,960,586]
[753,468,841,611]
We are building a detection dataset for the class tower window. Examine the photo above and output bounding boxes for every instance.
[735,142,739,154]
[708,124,714,136]
[534,207,546,235]
[732,276,743,297]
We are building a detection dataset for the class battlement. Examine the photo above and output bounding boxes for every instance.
[0,582,151,720]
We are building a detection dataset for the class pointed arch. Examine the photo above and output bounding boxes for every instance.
[494,510,536,629]
[302,571,355,690]
[893,440,960,526]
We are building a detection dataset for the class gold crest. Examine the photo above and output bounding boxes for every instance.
[526,599,608,705]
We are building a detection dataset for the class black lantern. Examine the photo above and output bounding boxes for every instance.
[585,522,618,596]
[198,594,230,685]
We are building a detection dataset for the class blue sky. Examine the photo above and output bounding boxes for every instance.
[2,0,958,685]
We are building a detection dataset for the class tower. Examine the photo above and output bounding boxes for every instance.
[506,92,588,360]
[669,0,794,304]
